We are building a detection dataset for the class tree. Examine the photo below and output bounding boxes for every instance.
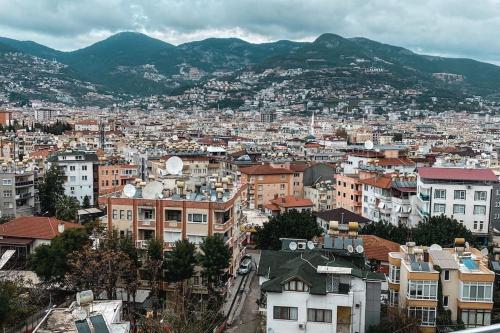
[0,278,43,330]
[412,215,474,247]
[360,220,410,244]
[198,234,231,293]
[164,239,197,318]
[145,238,165,315]
[55,195,80,221]
[38,165,65,216]
[392,133,403,142]
[29,228,90,283]
[367,306,419,333]
[82,195,91,208]
[255,210,323,250]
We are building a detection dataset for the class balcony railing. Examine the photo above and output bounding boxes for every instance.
[136,240,149,249]
[419,193,430,201]
[138,219,155,228]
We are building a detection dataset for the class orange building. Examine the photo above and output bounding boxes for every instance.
[335,173,363,215]
[98,164,139,194]
[240,164,294,210]
[0,110,12,126]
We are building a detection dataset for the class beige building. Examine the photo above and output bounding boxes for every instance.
[388,240,494,332]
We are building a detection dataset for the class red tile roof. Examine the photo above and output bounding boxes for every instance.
[360,235,400,262]
[360,175,392,189]
[270,196,314,208]
[0,217,83,240]
[240,164,293,175]
[418,167,498,182]
[374,158,415,167]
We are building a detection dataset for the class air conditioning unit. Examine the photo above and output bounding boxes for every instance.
[298,322,306,330]
[298,242,306,250]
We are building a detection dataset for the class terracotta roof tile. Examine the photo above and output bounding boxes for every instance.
[418,167,498,182]
[240,164,293,175]
[360,235,400,262]
[0,217,83,240]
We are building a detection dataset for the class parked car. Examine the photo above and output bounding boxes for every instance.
[237,258,252,275]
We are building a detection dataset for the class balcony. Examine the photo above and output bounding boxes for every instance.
[419,193,430,201]
[164,220,182,228]
[417,206,430,217]
[15,180,34,188]
[214,217,233,232]
[136,240,149,249]
[138,219,155,228]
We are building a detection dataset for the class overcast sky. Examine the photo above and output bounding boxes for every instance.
[1,0,500,64]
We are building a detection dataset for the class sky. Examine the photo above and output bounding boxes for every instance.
[1,0,500,65]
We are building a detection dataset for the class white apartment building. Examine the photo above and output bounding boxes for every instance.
[304,180,335,211]
[47,150,98,205]
[360,175,415,226]
[415,167,498,244]
[258,238,384,333]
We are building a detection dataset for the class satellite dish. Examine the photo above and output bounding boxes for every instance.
[166,156,184,175]
[481,248,489,256]
[142,181,163,199]
[429,244,443,251]
[347,245,354,253]
[364,140,374,150]
[69,141,77,148]
[465,241,470,249]
[172,135,179,141]
[356,245,364,254]
[289,241,298,251]
[307,241,315,250]
[123,184,137,198]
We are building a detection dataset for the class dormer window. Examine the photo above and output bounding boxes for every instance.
[283,279,309,292]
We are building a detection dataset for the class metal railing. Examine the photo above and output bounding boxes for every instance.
[454,324,500,333]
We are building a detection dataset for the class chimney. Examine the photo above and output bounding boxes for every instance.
[58,222,65,234]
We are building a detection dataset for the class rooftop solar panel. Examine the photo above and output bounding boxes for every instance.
[75,319,92,333]
[89,315,110,333]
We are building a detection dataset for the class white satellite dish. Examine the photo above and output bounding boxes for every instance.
[172,134,179,141]
[429,244,443,251]
[307,241,315,250]
[347,245,354,253]
[123,184,137,198]
[465,241,470,249]
[166,156,184,175]
[356,245,364,254]
[289,241,298,251]
[364,140,374,150]
[142,181,163,199]
[480,248,489,256]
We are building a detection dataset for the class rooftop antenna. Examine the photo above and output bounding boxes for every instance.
[123,184,137,198]
[166,156,184,175]
[142,181,163,200]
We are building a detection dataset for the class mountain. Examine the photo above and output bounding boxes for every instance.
[1,31,500,100]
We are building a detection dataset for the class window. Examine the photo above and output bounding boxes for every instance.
[273,306,298,321]
[280,184,286,190]
[119,210,125,219]
[127,210,132,220]
[70,176,76,182]
[388,264,400,283]
[2,190,12,197]
[283,279,309,292]
[307,308,332,323]
[4,202,13,209]
[407,280,438,300]
[461,309,491,328]
[164,231,182,243]
[434,189,446,199]
[454,190,466,200]
[433,203,446,214]
[112,209,118,219]
[82,165,87,171]
[389,289,399,306]
[473,205,486,215]
[364,184,368,191]
[2,179,12,186]
[461,282,493,302]
[166,210,182,222]
[453,204,465,214]
[188,213,207,223]
[474,191,487,201]
[258,185,263,191]
[443,295,449,307]
[70,165,76,171]
[187,234,205,244]
[444,270,450,281]
[408,307,436,326]
[82,175,87,181]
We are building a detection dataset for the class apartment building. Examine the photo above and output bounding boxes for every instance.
[240,164,293,210]
[259,237,384,333]
[360,174,416,226]
[98,178,247,278]
[415,167,498,243]
[304,180,335,211]
[47,150,98,205]
[388,240,494,331]
[98,163,138,194]
[0,166,36,218]
[264,195,313,216]
[335,173,362,215]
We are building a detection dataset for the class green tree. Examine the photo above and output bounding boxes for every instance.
[28,228,90,283]
[38,165,65,216]
[412,215,474,247]
[198,234,231,293]
[145,238,164,315]
[0,278,42,330]
[82,195,91,208]
[55,195,80,222]
[360,220,410,244]
[255,210,323,250]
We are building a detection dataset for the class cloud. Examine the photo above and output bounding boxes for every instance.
[0,0,499,64]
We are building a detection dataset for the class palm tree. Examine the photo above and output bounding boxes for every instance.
[55,195,80,221]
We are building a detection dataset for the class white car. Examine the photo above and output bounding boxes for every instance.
[237,258,252,275]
